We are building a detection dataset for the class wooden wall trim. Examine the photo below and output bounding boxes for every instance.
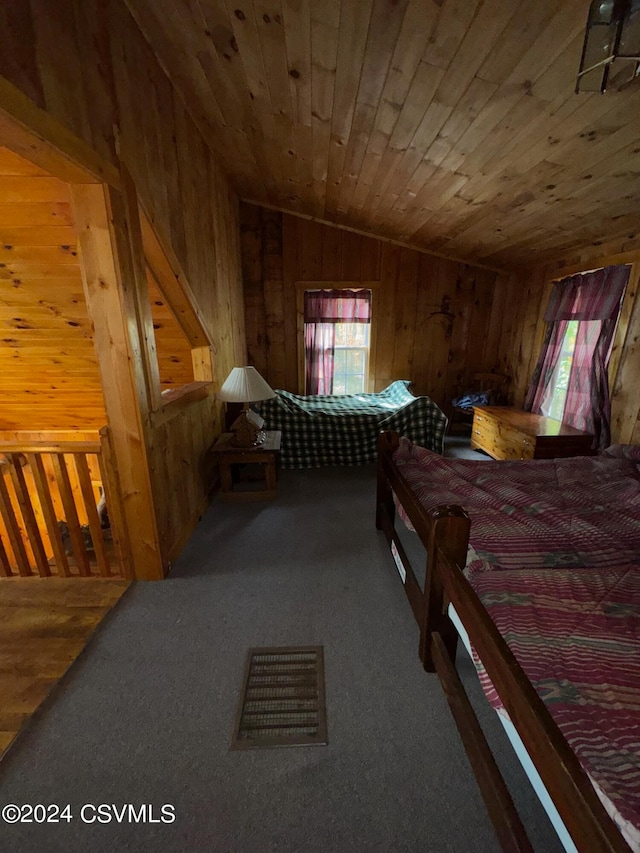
[121,167,162,412]
[139,202,214,349]
[71,182,164,581]
[0,75,120,188]
[241,197,504,274]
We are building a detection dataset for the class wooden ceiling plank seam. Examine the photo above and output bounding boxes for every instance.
[124,0,226,129]
[476,0,562,84]
[252,0,303,206]
[220,0,284,190]
[529,31,586,103]
[436,19,620,180]
[356,0,485,220]
[335,0,410,218]
[480,223,640,269]
[501,0,588,90]
[419,0,483,71]
[432,0,521,110]
[357,62,447,219]
[282,0,312,129]
[323,0,374,218]
[447,98,586,208]
[281,0,315,210]
[420,76,499,170]
[365,97,452,226]
[192,0,276,201]
[309,1,339,216]
[544,91,640,171]
[474,193,640,261]
[345,0,442,216]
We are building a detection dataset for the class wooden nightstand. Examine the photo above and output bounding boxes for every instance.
[212,431,281,501]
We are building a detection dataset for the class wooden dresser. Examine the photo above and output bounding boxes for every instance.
[471,407,594,461]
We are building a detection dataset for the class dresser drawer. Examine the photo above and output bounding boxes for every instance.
[471,407,593,461]
[472,410,535,460]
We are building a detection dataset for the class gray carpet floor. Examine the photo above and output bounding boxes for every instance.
[0,455,561,853]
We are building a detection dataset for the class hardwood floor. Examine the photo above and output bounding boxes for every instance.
[0,578,129,757]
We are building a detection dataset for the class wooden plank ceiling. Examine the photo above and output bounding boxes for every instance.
[124,0,640,270]
[0,147,106,430]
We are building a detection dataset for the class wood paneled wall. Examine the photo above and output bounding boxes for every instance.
[493,255,640,445]
[241,203,503,413]
[0,148,106,430]
[0,0,247,570]
[146,273,194,390]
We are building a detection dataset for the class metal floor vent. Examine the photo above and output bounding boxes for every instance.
[231,646,327,750]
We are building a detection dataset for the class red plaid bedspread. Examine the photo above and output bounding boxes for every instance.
[393,438,640,570]
[471,565,640,849]
[391,438,640,847]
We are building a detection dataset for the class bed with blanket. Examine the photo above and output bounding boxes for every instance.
[376,432,640,852]
[257,380,446,468]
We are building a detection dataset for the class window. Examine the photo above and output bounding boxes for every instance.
[303,288,372,395]
[542,320,578,421]
[332,323,370,395]
[525,264,630,449]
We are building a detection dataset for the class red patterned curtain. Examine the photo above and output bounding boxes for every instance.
[304,289,371,395]
[525,265,630,449]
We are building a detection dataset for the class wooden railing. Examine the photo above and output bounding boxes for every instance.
[0,429,128,579]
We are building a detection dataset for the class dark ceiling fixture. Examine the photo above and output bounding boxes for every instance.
[576,0,640,92]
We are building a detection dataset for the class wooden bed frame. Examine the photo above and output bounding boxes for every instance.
[375,431,630,853]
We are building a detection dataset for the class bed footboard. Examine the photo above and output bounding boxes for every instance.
[375,431,629,853]
[376,430,469,670]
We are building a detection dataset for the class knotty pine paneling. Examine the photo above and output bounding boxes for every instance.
[0,1,247,566]
[146,273,194,390]
[123,0,640,270]
[0,156,106,431]
[241,203,504,414]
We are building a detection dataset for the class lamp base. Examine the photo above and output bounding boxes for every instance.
[229,413,266,448]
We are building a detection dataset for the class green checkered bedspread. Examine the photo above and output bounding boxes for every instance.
[258,380,446,468]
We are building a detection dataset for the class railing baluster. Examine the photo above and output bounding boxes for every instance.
[51,453,91,577]
[27,454,70,578]
[0,466,32,576]
[73,454,110,577]
[9,454,50,578]
[0,531,12,577]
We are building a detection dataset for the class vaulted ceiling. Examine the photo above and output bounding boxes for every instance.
[124,0,640,270]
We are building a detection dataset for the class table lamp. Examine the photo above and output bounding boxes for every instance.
[217,366,276,447]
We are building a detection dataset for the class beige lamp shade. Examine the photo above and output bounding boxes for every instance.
[217,366,276,403]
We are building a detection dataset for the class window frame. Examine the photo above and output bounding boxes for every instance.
[295,282,379,395]
[331,322,371,395]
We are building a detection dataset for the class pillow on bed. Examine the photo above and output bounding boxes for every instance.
[602,444,640,461]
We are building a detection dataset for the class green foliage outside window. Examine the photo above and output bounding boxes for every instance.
[332,322,370,395]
